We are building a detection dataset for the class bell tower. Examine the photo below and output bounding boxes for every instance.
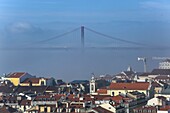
[90,76,96,94]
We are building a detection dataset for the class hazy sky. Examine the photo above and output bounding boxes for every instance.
[0,0,170,81]
[0,0,170,47]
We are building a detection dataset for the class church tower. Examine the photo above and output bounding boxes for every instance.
[90,76,96,94]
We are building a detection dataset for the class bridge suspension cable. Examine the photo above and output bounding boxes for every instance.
[85,27,148,46]
[35,27,80,44]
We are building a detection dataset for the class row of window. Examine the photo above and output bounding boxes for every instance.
[134,109,156,113]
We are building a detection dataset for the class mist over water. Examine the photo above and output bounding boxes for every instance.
[0,48,169,81]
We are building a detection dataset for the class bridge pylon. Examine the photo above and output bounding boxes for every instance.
[81,26,84,50]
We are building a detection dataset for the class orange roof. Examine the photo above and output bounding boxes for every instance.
[160,105,170,111]
[22,78,40,84]
[93,95,111,100]
[97,89,107,94]
[22,77,50,84]
[8,72,26,78]
[20,100,31,105]
[112,95,124,101]
[103,95,124,103]
[109,82,150,90]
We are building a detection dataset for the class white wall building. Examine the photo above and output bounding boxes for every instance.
[159,59,170,69]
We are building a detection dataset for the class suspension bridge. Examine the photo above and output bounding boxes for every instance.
[2,26,166,51]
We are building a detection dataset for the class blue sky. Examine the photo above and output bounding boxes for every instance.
[1,0,170,80]
[1,0,170,23]
[1,0,170,48]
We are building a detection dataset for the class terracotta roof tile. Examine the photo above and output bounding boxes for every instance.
[22,78,40,84]
[8,72,26,78]
[160,105,170,111]
[93,95,111,100]
[109,82,150,90]
[97,89,107,94]
[20,100,31,105]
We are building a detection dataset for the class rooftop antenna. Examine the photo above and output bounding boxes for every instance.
[138,57,147,72]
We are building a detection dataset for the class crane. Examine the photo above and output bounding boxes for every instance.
[138,57,147,72]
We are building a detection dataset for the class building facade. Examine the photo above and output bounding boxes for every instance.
[159,59,170,69]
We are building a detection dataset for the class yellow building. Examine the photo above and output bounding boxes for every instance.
[97,82,154,99]
[5,72,33,86]
[107,82,154,98]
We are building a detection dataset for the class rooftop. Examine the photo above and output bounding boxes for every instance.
[151,69,170,75]
[109,82,150,90]
[103,95,124,103]
[162,59,170,63]
[134,106,157,110]
[160,105,170,111]
[152,82,162,87]
[7,72,26,78]
[138,72,151,77]
[97,88,107,94]
[0,105,18,113]
[0,86,15,93]
[69,80,89,84]
[92,106,113,113]
[13,86,48,94]
[154,75,170,80]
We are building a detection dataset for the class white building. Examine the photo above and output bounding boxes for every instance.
[159,59,170,69]
[147,96,166,106]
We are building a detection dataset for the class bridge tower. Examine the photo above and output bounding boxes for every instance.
[81,26,84,50]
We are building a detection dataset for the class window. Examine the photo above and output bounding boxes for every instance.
[41,81,45,86]
[44,107,47,112]
[148,110,151,112]
[112,92,114,96]
[91,84,94,91]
